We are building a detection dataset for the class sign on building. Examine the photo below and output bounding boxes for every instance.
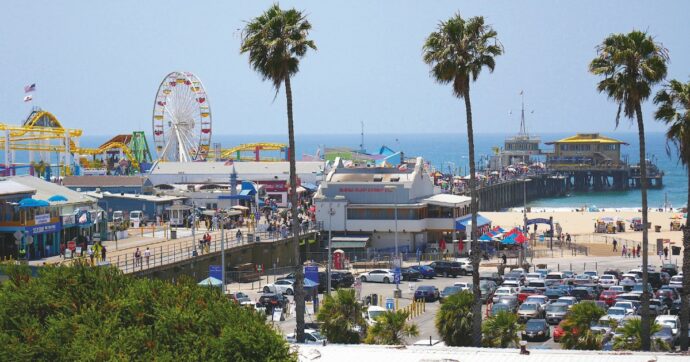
[35,213,50,225]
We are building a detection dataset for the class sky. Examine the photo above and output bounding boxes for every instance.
[1,1,689,136]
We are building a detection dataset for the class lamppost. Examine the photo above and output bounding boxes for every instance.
[327,201,336,295]
[220,212,226,294]
[384,185,401,298]
[521,178,532,266]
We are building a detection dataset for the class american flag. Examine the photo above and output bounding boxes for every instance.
[24,83,36,93]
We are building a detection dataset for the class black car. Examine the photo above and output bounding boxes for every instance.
[258,293,288,313]
[480,272,503,285]
[414,285,440,302]
[544,288,566,302]
[570,287,595,301]
[428,261,462,277]
[647,272,663,290]
[522,319,551,341]
[661,263,678,277]
[318,271,356,291]
[401,267,421,281]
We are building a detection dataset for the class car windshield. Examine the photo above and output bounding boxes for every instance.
[311,331,324,340]
[608,308,625,315]
[584,272,597,276]
[526,320,544,328]
[659,320,677,328]
[492,304,509,313]
[418,286,434,292]
[443,287,461,294]
[520,303,538,311]
[369,310,385,319]
[547,305,567,313]
[558,299,573,305]
[655,327,673,336]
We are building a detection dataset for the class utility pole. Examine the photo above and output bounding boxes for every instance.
[220,213,226,294]
[327,202,335,295]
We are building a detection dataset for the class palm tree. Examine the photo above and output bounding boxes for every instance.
[435,290,474,346]
[654,79,690,351]
[423,14,503,346]
[316,288,367,343]
[240,4,317,343]
[364,310,419,345]
[589,30,668,350]
[482,310,522,348]
[613,319,668,351]
[559,301,606,350]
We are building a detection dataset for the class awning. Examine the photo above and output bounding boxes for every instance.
[302,183,318,191]
[239,189,252,196]
[330,236,370,249]
[455,214,491,231]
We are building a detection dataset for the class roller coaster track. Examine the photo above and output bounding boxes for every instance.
[213,142,287,160]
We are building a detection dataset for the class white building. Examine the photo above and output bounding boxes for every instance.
[146,161,325,207]
[313,157,474,254]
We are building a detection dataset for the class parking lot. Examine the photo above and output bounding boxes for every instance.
[229,253,683,349]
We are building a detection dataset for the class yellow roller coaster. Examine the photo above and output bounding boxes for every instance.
[208,142,287,161]
[0,108,139,175]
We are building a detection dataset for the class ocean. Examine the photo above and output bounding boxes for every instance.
[25,132,690,209]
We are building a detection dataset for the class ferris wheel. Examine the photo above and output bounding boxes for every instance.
[152,71,211,162]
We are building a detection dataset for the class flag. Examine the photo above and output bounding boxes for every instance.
[23,95,33,102]
[24,83,36,93]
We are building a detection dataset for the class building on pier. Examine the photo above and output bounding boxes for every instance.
[545,133,628,169]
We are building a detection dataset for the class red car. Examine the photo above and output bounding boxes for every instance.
[517,287,540,304]
[599,290,620,306]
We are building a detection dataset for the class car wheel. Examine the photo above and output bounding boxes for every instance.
[263,286,271,293]
[383,277,390,284]
[360,276,367,282]
[286,288,294,295]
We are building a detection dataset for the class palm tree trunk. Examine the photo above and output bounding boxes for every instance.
[635,103,651,351]
[285,75,305,343]
[680,173,690,351]
[463,85,482,347]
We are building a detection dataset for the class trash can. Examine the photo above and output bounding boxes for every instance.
[370,293,378,306]
[655,225,661,232]
[170,230,177,239]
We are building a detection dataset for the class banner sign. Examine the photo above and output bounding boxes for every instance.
[27,223,61,235]
[35,214,51,225]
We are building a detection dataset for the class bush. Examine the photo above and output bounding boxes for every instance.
[0,263,294,361]
[435,290,474,346]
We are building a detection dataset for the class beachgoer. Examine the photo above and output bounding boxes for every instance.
[144,247,151,267]
[636,244,641,258]
[612,239,617,252]
[663,246,669,259]
[622,245,626,258]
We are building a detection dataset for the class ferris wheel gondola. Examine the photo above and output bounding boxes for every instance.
[152,71,212,162]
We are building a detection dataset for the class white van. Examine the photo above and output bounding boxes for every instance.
[129,210,147,226]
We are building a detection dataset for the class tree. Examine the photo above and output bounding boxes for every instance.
[435,290,474,346]
[0,263,294,361]
[589,30,668,350]
[423,14,503,346]
[559,301,606,350]
[654,78,690,351]
[240,4,316,343]
[613,319,668,351]
[482,310,522,348]
[316,288,367,343]
[364,310,419,345]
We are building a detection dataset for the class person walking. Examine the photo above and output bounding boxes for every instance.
[612,238,618,252]
[134,248,141,267]
[144,247,151,267]
[501,253,507,264]
[636,244,641,258]
[88,247,95,266]
[101,245,107,262]
[622,245,627,258]
[236,229,242,244]
[663,246,669,259]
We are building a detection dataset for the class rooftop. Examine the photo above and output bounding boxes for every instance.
[545,133,628,145]
[295,344,686,362]
[0,178,36,197]
[423,193,471,207]
[7,175,95,205]
[62,175,146,187]
[148,161,323,177]
[86,191,186,202]
[329,167,415,183]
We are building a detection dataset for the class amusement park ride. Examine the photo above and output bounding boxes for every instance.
[0,71,289,177]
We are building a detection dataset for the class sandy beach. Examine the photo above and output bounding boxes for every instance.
[484,210,685,244]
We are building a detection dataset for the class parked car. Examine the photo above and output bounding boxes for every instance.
[612,301,636,316]
[556,296,578,310]
[112,210,124,223]
[583,271,599,283]
[365,306,387,325]
[493,287,518,303]
[359,269,395,283]
[598,274,618,287]
[599,290,621,306]
[574,274,593,285]
[649,299,667,317]
[263,279,295,295]
[491,303,513,316]
[619,274,638,291]
[453,282,472,290]
[655,315,680,338]
[545,303,569,325]
[440,286,463,302]
[226,291,253,306]
[631,283,654,296]
[608,285,626,293]
[496,296,520,313]
[522,319,550,341]
[545,272,565,283]
[535,268,551,278]
[414,285,440,302]
[653,326,677,349]
[606,307,630,322]
[480,282,496,303]
[526,273,543,282]
[409,265,436,279]
[428,261,462,277]
[591,316,616,335]
[603,270,621,280]
[616,293,641,303]
[524,295,550,309]
[286,329,326,344]
[517,302,544,322]
[527,280,547,293]
[544,288,567,302]
[400,267,421,281]
[456,260,473,276]
[258,293,288,313]
[479,272,503,285]
[656,287,680,307]
[661,263,678,277]
[669,275,683,288]
[670,298,681,315]
[570,287,596,301]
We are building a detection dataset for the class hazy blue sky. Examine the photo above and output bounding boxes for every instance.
[1,1,689,136]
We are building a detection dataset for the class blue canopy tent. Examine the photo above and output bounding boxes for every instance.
[18,198,50,208]
[501,234,517,245]
[479,233,494,242]
[198,276,223,287]
[455,214,492,231]
[48,195,68,202]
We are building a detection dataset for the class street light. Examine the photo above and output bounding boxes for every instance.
[521,178,532,266]
[384,185,401,298]
[327,202,336,295]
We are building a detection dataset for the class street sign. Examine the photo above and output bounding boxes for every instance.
[304,265,319,284]
[209,265,222,281]
[385,298,395,311]
[393,267,401,284]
